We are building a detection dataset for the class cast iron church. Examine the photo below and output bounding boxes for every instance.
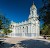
[8,3,40,38]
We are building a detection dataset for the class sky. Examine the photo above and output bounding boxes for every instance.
[0,0,42,23]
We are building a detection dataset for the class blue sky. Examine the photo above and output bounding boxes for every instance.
[0,0,42,23]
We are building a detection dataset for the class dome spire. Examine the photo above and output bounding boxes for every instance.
[30,2,36,10]
[33,1,34,5]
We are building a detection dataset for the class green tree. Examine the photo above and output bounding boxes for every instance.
[3,28,12,35]
[41,24,48,35]
[39,0,50,35]
[0,20,2,29]
[0,15,12,35]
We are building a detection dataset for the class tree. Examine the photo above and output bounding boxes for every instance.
[0,15,10,29]
[3,28,12,35]
[0,15,12,35]
[39,0,50,35]
[41,24,48,35]
[0,20,2,29]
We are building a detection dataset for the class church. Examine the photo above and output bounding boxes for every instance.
[8,3,40,38]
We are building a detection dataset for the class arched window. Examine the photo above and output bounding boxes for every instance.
[23,27,24,32]
[13,25,14,28]
[32,11,34,15]
[11,25,13,28]
[11,25,14,28]
[11,25,12,27]
[23,27,24,28]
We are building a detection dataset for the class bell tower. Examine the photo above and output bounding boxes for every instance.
[28,3,40,37]
[28,3,38,23]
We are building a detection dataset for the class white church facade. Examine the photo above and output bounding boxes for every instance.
[8,3,40,38]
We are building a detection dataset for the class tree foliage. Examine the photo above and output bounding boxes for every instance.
[0,15,12,35]
[0,15,10,29]
[40,0,50,35]
[3,28,12,35]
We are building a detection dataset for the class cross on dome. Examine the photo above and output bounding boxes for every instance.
[30,2,36,10]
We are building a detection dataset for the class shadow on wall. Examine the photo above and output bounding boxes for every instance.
[17,39,50,48]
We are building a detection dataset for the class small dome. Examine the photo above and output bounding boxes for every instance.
[32,4,36,8]
[30,3,36,10]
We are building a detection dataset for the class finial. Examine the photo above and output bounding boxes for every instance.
[33,1,34,5]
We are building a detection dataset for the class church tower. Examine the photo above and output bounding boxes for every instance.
[28,3,40,37]
[28,3,38,22]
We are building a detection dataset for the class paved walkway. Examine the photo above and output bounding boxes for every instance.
[0,37,50,48]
